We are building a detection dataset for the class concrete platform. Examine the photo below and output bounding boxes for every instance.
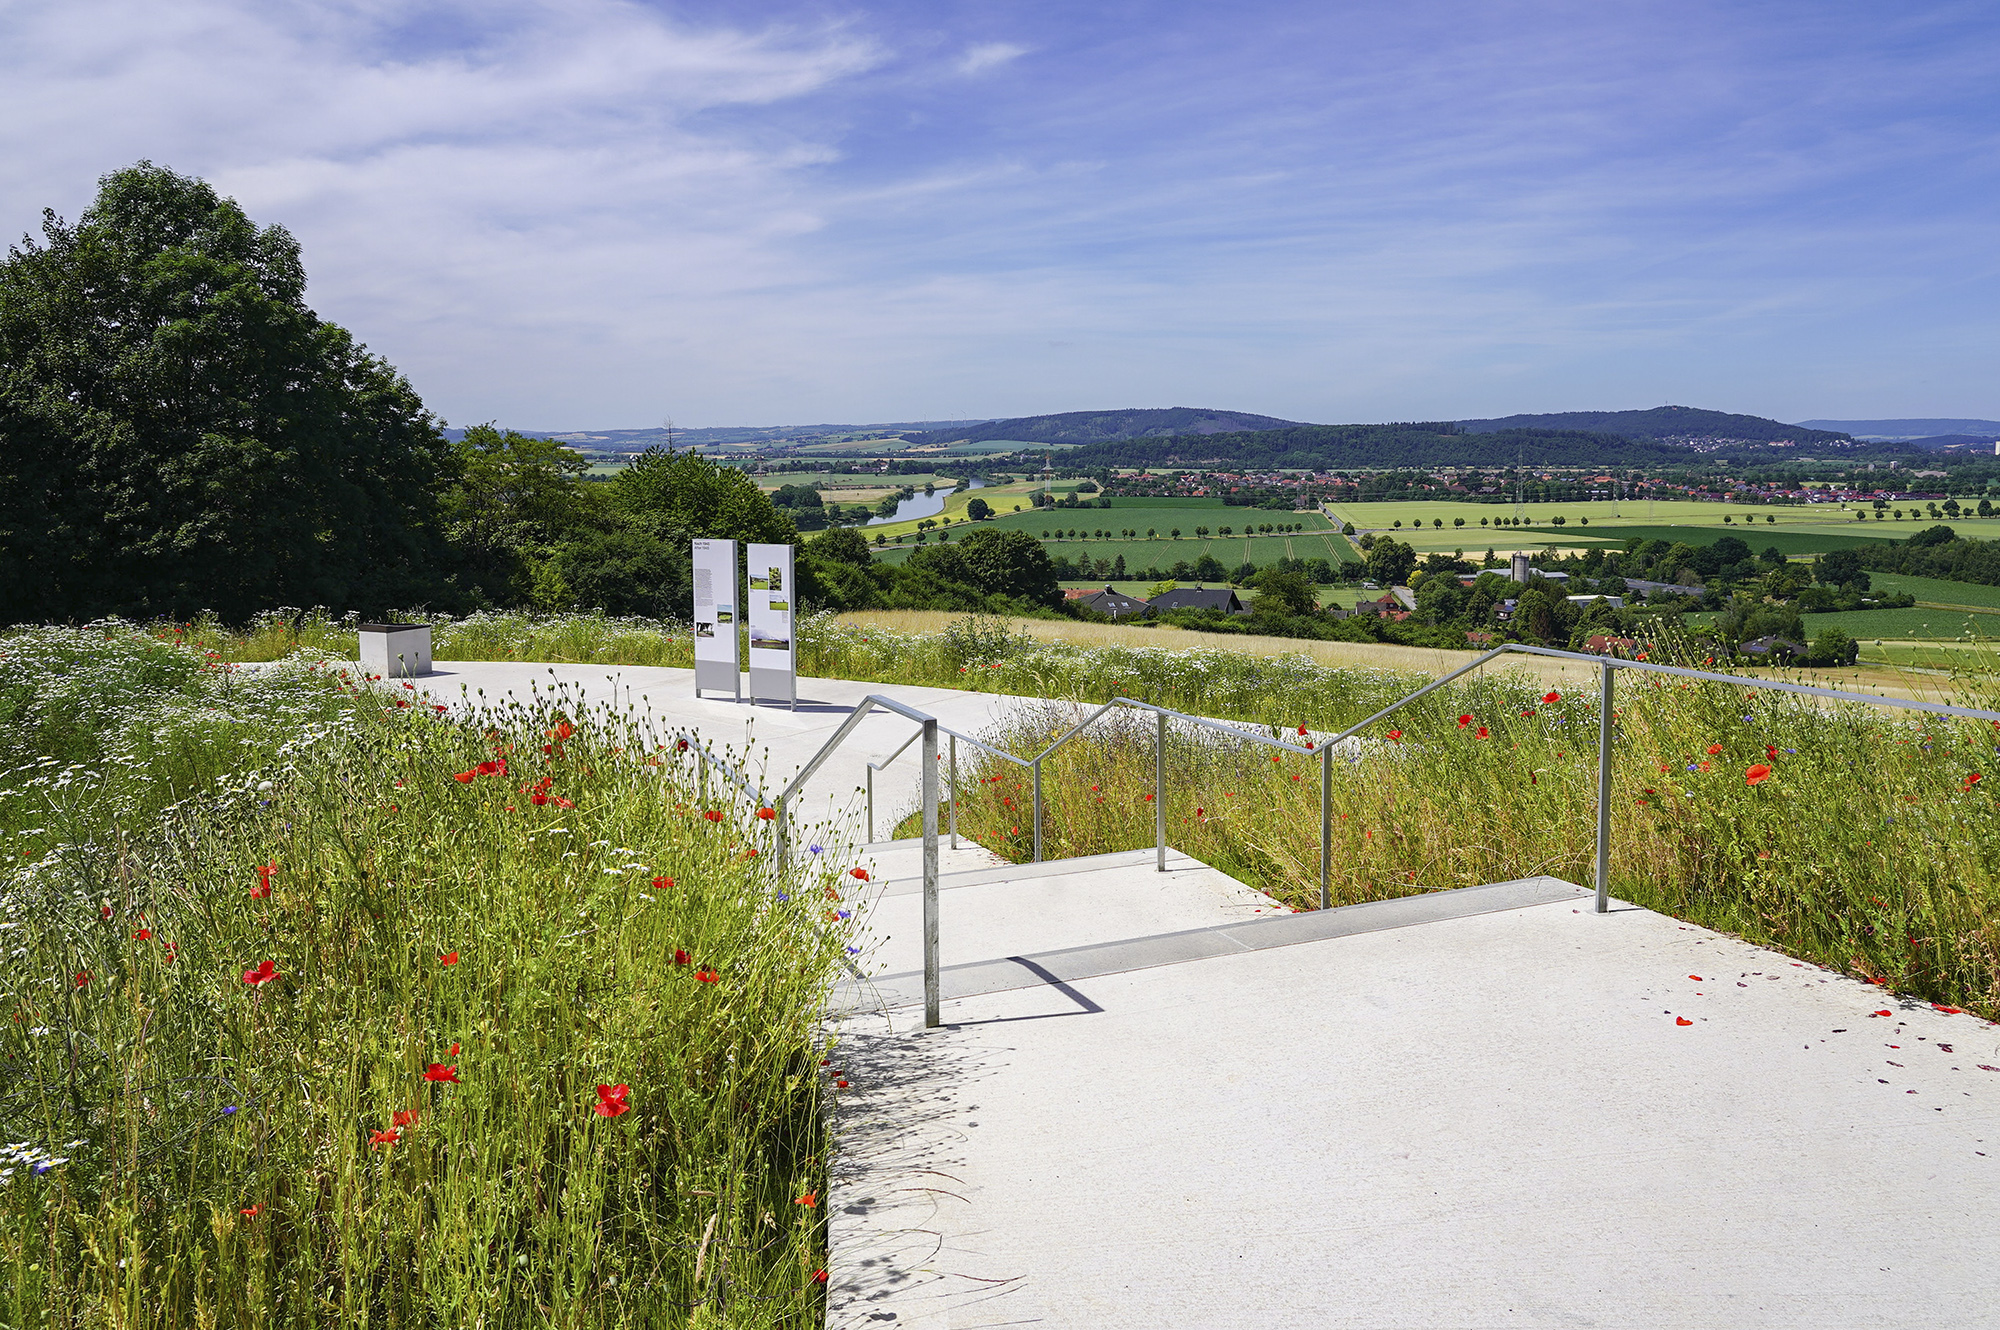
[828,893,2000,1329]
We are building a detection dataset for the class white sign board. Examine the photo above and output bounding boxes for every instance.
[691,538,739,699]
[746,542,797,709]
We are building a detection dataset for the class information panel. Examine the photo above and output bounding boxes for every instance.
[746,542,797,709]
[691,538,739,699]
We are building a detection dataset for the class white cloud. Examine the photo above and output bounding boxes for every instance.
[955,41,1030,77]
[0,0,884,424]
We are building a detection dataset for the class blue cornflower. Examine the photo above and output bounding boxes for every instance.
[807,843,824,855]
[835,910,851,920]
[1686,763,1699,772]
[222,1105,238,1116]
[775,892,790,902]
[846,946,861,955]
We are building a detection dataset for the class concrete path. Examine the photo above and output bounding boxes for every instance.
[827,887,2000,1328]
[407,662,2000,1327]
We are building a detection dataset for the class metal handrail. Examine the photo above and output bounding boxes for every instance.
[721,649,2000,1029]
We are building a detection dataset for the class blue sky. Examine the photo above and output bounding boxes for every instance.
[5,0,1999,428]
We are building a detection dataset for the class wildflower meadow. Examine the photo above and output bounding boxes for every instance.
[1,629,851,1327]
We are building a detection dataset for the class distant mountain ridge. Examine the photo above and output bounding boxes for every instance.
[1063,423,1703,471]
[1797,418,2000,439]
[1459,406,1851,444]
[901,407,1303,448]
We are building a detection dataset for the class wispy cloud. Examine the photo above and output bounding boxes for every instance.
[955,41,1029,76]
[4,0,2000,425]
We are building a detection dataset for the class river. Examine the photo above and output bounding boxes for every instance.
[866,477,984,525]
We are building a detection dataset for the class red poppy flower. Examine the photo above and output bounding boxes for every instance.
[1143,793,1154,801]
[593,1084,631,1117]
[477,759,504,776]
[1705,743,1722,755]
[1964,773,1983,790]
[423,1063,459,1083]
[241,1203,262,1217]
[370,1128,400,1148]
[674,948,691,965]
[1297,724,1308,736]
[249,882,271,899]
[241,960,280,987]
[697,969,720,983]
[1457,715,1472,727]
[74,971,89,987]
[1475,727,1489,739]
[440,951,459,967]
[393,1109,420,1127]
[1745,763,1773,786]
[835,1077,850,1088]
[676,738,689,752]
[1386,729,1402,742]
[795,1191,818,1207]
[812,1269,828,1285]
[703,810,724,822]
[1542,691,1560,703]
[849,868,870,881]
[453,770,476,783]
[553,796,575,809]
[133,928,152,940]
[756,807,777,820]
[652,876,674,891]
[549,721,574,741]
[1675,1017,1693,1026]
[1765,745,1778,761]
[448,1042,460,1056]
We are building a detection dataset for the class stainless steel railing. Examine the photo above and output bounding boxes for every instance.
[684,645,2000,1028]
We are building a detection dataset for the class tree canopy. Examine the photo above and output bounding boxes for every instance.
[0,163,452,622]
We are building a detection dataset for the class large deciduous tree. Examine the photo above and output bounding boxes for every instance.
[0,163,452,623]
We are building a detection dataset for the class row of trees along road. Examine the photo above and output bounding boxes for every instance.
[1,164,1065,625]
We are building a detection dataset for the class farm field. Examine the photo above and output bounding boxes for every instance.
[1321,497,1986,555]
[1868,571,2000,610]
[1691,605,2000,640]
[872,496,1356,570]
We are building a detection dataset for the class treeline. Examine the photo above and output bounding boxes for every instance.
[1062,424,1702,471]
[0,163,1067,627]
[1858,525,2000,586]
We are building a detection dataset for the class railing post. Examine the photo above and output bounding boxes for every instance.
[1596,660,1614,914]
[921,717,940,1029]
[1155,710,1167,871]
[948,734,959,850]
[865,766,875,844]
[1319,745,1332,911]
[1031,757,1044,864]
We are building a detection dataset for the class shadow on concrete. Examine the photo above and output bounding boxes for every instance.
[951,956,1104,1026]
[828,1025,1031,1326]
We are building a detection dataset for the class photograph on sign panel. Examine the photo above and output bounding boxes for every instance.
[750,634,790,651]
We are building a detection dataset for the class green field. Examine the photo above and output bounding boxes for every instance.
[1869,572,2000,611]
[873,496,1355,571]
[1322,497,1993,555]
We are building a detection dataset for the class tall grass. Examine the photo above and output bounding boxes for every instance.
[948,674,2000,1018]
[0,632,850,1327]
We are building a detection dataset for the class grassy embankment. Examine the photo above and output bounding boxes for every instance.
[0,629,846,1327]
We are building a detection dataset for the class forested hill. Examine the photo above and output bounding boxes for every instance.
[901,406,1302,448]
[1457,406,1852,445]
[1062,423,1702,470]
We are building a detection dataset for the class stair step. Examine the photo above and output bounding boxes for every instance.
[838,875,1588,1011]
